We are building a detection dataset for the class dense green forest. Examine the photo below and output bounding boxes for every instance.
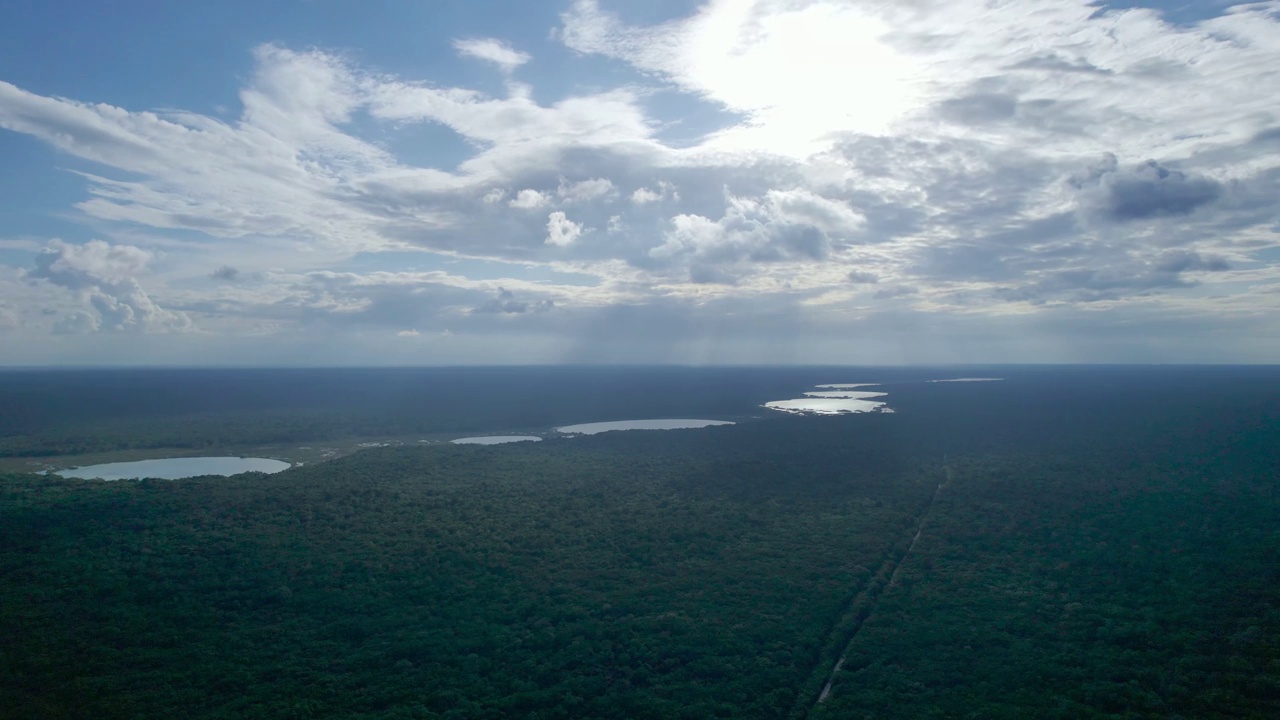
[2,419,939,719]
[1,367,1278,718]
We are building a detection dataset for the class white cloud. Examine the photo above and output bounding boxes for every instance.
[646,188,863,283]
[1,3,1280,362]
[633,181,679,205]
[558,177,616,203]
[364,80,658,180]
[397,329,421,337]
[559,0,927,157]
[35,238,151,282]
[25,240,193,333]
[453,38,531,72]
[546,211,585,247]
[559,0,1280,161]
[53,310,101,335]
[509,188,551,209]
[631,187,661,204]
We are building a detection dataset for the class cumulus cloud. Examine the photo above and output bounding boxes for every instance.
[509,189,551,209]
[25,240,192,333]
[453,38,531,72]
[631,181,678,205]
[631,187,661,204]
[646,188,864,282]
[32,239,151,282]
[1072,155,1224,222]
[545,211,585,247]
[53,310,100,335]
[212,265,240,281]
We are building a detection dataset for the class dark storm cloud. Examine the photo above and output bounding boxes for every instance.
[1106,164,1222,220]
[1073,155,1223,222]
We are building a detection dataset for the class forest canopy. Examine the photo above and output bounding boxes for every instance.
[1,366,1277,719]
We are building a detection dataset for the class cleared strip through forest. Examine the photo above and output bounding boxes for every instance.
[789,463,953,719]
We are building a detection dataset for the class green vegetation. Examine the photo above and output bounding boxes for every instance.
[1,420,938,719]
[814,451,1279,719]
[1,367,1277,718]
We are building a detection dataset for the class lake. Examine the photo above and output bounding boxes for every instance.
[451,436,543,445]
[765,384,890,415]
[56,456,291,481]
[556,419,734,435]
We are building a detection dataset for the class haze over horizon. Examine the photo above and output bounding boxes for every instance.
[3,0,1279,366]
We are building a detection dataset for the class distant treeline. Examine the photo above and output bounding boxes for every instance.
[2,365,1278,457]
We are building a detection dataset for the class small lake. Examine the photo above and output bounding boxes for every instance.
[451,436,543,445]
[556,419,734,435]
[56,456,291,481]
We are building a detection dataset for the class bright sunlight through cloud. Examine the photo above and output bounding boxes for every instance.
[1,0,1279,365]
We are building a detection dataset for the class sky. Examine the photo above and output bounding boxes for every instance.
[1,0,1279,366]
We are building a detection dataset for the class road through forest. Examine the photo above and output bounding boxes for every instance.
[804,462,954,714]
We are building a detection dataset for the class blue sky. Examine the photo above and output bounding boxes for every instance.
[1,0,1278,365]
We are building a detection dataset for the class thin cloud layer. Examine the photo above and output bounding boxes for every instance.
[453,38,531,71]
[0,0,1278,363]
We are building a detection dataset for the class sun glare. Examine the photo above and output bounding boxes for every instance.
[688,2,925,156]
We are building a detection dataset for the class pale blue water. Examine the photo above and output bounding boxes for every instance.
[451,435,543,445]
[555,419,734,435]
[56,456,291,481]
[765,384,890,415]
